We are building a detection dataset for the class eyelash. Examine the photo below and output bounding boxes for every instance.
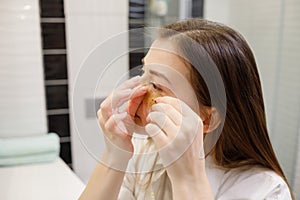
[150,81,163,92]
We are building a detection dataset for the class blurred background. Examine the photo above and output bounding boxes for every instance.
[0,0,299,199]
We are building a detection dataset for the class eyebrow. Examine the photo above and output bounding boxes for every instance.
[141,58,171,84]
[149,69,171,84]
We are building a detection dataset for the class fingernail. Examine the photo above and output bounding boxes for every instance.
[154,97,161,102]
[141,86,148,91]
[146,114,151,123]
[117,121,128,134]
[123,89,132,95]
[117,112,127,119]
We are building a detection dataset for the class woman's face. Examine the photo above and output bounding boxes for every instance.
[133,40,200,127]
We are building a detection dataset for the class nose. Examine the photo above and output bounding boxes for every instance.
[134,83,164,126]
[135,95,150,126]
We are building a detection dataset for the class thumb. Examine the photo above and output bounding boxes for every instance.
[145,123,168,149]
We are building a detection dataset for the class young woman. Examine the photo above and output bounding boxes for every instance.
[79,18,293,200]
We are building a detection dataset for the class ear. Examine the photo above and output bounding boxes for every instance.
[201,107,221,133]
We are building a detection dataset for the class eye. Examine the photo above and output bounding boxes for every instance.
[150,81,163,92]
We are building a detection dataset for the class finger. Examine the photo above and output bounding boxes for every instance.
[147,111,178,139]
[126,83,150,117]
[111,85,147,110]
[97,108,106,127]
[100,82,147,119]
[100,75,141,109]
[97,106,113,124]
[145,123,168,148]
[105,112,129,137]
[114,84,147,105]
[196,131,205,159]
[128,95,145,117]
[110,89,131,110]
[188,120,205,160]
[118,75,141,90]
[155,96,191,116]
[131,85,148,99]
[99,98,113,121]
[121,113,136,135]
[151,103,182,125]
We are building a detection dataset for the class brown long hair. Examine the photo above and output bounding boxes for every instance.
[159,18,293,197]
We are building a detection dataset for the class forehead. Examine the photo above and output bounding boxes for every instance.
[143,40,191,79]
[143,40,200,113]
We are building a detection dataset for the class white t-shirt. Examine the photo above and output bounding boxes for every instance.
[118,138,292,200]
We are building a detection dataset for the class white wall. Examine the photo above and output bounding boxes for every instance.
[0,0,47,138]
[204,0,230,25]
[204,0,300,188]
[294,126,300,199]
[65,0,129,183]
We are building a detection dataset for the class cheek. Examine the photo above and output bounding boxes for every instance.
[174,90,200,114]
[186,98,201,115]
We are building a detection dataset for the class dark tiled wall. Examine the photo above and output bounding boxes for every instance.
[39,0,72,168]
[48,114,70,137]
[40,0,64,17]
[41,23,66,49]
[192,0,204,17]
[44,55,68,80]
[45,85,69,109]
[129,0,145,77]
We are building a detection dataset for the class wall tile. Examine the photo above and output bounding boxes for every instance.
[60,142,72,164]
[46,85,69,109]
[40,0,65,17]
[129,52,144,77]
[44,54,68,80]
[48,114,70,137]
[41,23,66,49]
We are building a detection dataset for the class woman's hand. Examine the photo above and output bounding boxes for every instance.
[80,76,147,200]
[145,96,204,180]
[97,76,147,168]
[145,96,214,199]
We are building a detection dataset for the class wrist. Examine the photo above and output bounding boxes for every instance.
[100,148,132,172]
[170,159,214,200]
[168,158,206,183]
[171,175,214,200]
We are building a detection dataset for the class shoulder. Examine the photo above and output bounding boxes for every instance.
[217,165,292,199]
